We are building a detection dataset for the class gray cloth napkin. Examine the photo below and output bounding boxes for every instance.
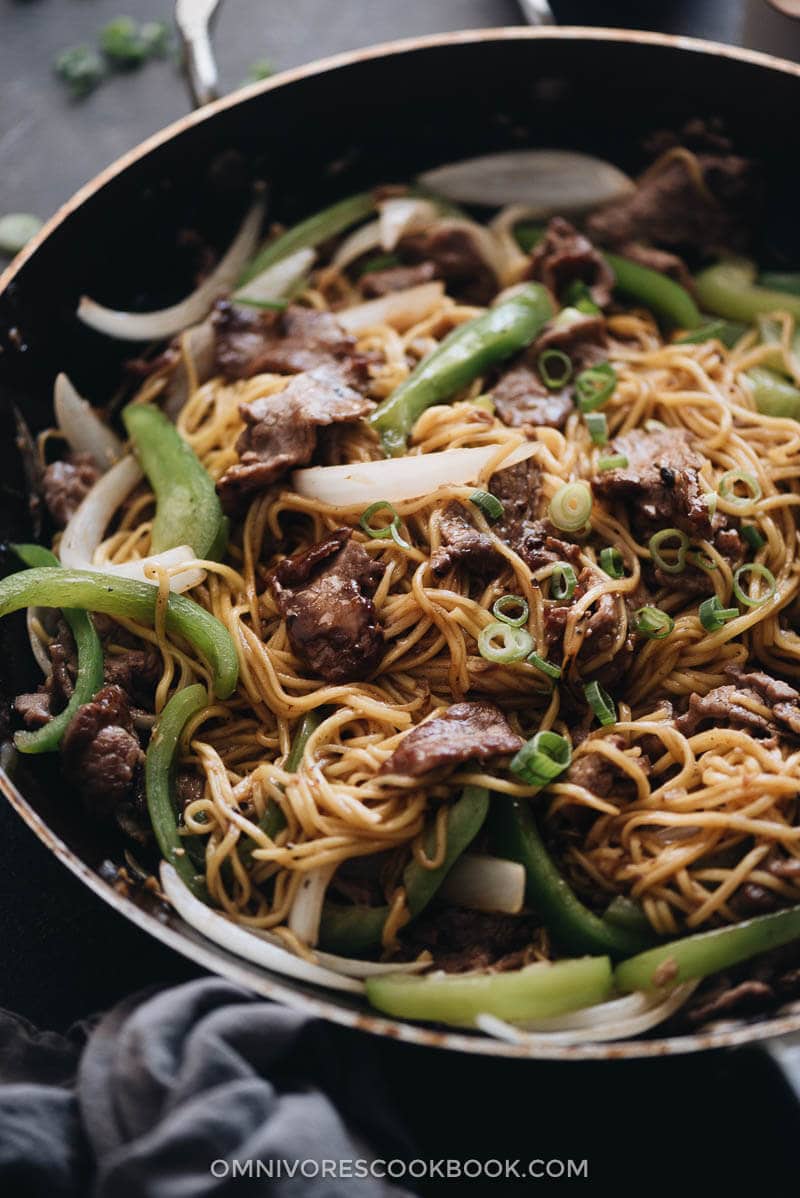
[0,978,415,1197]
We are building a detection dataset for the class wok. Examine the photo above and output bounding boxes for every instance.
[3,25,800,1066]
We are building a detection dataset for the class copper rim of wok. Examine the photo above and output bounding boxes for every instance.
[3,26,800,1059]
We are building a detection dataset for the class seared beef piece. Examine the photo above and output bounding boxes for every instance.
[213,301,368,383]
[527,217,615,308]
[685,979,774,1026]
[61,684,143,822]
[401,226,496,306]
[398,906,539,973]
[175,770,204,811]
[565,734,642,797]
[592,427,712,538]
[514,522,582,575]
[681,939,800,1028]
[14,620,78,728]
[103,645,162,709]
[270,528,385,684]
[675,665,800,740]
[216,367,374,507]
[586,148,757,253]
[614,242,695,292]
[42,453,99,528]
[360,261,437,297]
[430,503,504,578]
[380,701,522,778]
[489,458,542,531]
[765,846,800,881]
[731,883,783,916]
[14,691,52,728]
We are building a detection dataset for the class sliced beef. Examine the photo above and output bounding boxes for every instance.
[398,906,539,973]
[379,701,522,778]
[430,503,504,578]
[681,939,800,1029]
[360,261,437,298]
[213,301,368,383]
[527,217,615,308]
[270,528,385,684]
[216,366,374,507]
[175,770,204,811]
[400,225,496,306]
[42,453,99,528]
[586,147,758,253]
[565,735,630,797]
[103,645,162,709]
[489,458,541,531]
[14,620,77,728]
[515,522,582,574]
[61,684,143,822]
[592,426,712,538]
[14,691,53,728]
[675,665,800,740]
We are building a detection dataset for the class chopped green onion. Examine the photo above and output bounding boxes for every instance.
[511,730,572,786]
[492,595,529,628]
[584,681,617,727]
[538,348,573,390]
[0,213,43,256]
[732,563,777,608]
[644,419,666,432]
[245,58,275,82]
[686,548,717,572]
[717,469,762,506]
[634,606,674,640]
[585,412,608,446]
[360,500,402,540]
[704,491,718,518]
[599,546,624,579]
[649,528,689,575]
[478,622,534,665]
[699,595,739,632]
[54,44,105,98]
[527,652,562,681]
[576,362,617,412]
[470,489,504,521]
[549,482,592,533]
[597,453,628,472]
[742,524,766,551]
[564,279,601,315]
[549,562,577,602]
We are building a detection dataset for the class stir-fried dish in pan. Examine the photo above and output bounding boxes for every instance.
[9,119,800,1041]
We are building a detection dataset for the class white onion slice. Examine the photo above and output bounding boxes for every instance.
[439,854,525,915]
[287,864,335,947]
[419,150,634,211]
[292,441,538,508]
[233,246,316,306]
[337,281,445,334]
[160,862,364,994]
[430,217,507,284]
[163,318,217,420]
[77,192,266,341]
[235,922,432,979]
[59,454,204,592]
[475,982,698,1046]
[379,197,438,251]
[331,219,382,271]
[26,608,54,676]
[54,373,123,470]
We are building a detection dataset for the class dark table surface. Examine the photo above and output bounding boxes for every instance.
[2,0,800,1188]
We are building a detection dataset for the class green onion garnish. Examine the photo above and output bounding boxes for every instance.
[732,563,777,608]
[360,500,408,548]
[492,595,529,628]
[634,606,674,640]
[564,279,600,313]
[703,491,718,518]
[585,412,608,446]
[478,622,534,664]
[470,489,504,521]
[549,482,592,532]
[597,453,628,472]
[742,524,766,550]
[549,562,577,602]
[686,548,717,572]
[699,595,739,632]
[649,527,689,575]
[510,730,572,786]
[717,469,762,506]
[527,652,562,681]
[538,347,573,390]
[584,681,617,727]
[576,362,617,412]
[599,546,624,579]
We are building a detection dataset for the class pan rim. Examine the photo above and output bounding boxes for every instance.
[4,24,800,1059]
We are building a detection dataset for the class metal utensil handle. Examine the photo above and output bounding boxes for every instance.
[175,0,221,109]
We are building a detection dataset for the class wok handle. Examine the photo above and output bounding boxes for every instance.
[175,0,222,108]
[760,1032,800,1102]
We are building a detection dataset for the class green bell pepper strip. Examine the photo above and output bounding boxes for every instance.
[10,545,104,755]
[146,683,209,897]
[744,366,800,420]
[123,404,228,561]
[370,284,554,455]
[319,784,490,954]
[490,796,655,959]
[0,567,238,699]
[604,252,702,330]
[758,271,800,297]
[238,191,376,286]
[615,905,800,992]
[365,954,613,1027]
[695,257,800,324]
